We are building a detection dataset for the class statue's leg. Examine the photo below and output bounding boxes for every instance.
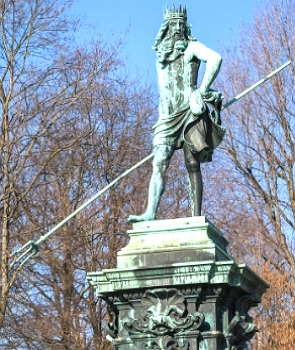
[128,145,174,222]
[183,143,203,216]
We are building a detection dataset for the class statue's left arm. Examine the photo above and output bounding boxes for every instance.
[184,41,222,96]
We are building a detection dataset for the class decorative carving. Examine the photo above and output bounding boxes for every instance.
[236,294,257,315]
[141,288,185,318]
[124,288,204,336]
[143,335,189,349]
[227,315,258,350]
[110,286,203,301]
[105,302,119,339]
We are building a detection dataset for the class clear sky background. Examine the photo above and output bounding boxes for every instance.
[71,0,264,84]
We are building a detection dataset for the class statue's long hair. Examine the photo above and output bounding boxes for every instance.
[152,20,196,51]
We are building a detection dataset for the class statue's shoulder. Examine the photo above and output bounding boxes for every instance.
[184,40,201,56]
[184,41,203,64]
[186,40,201,52]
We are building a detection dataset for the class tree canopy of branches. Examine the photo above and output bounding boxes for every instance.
[205,0,295,348]
[1,0,295,349]
[0,0,156,348]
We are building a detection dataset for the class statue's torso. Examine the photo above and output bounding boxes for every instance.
[157,53,200,118]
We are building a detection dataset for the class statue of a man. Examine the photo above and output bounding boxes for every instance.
[129,5,225,222]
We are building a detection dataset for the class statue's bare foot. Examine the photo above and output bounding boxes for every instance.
[128,213,155,223]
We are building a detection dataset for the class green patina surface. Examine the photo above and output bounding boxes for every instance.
[128,5,224,223]
[85,6,274,350]
[87,216,269,350]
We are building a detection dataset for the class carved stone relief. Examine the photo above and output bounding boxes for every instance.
[122,288,204,349]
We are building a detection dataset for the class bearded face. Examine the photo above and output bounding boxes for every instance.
[156,19,188,64]
[168,18,186,40]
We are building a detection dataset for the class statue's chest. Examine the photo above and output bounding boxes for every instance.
[157,57,198,94]
[157,55,200,115]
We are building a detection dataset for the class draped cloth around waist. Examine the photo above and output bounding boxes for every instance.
[152,103,226,163]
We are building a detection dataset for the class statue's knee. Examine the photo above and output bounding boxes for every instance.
[153,146,173,169]
[153,160,168,174]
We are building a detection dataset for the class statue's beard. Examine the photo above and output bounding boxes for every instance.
[157,37,188,65]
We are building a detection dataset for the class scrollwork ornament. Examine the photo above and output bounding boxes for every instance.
[236,294,256,315]
[124,288,204,336]
[143,335,189,350]
[227,315,258,350]
[105,302,119,339]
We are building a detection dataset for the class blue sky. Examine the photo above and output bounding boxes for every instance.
[71,0,263,84]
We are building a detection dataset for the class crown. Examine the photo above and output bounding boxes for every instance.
[164,4,187,20]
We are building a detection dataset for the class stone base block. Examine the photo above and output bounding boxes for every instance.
[87,217,269,350]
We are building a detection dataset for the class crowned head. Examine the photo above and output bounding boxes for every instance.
[164,4,187,21]
[153,5,196,64]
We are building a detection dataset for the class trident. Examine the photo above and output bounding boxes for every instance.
[10,60,291,269]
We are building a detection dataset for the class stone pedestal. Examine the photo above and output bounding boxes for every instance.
[87,217,269,350]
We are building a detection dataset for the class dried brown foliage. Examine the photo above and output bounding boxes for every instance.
[0,0,156,348]
[204,0,295,347]
[2,0,294,348]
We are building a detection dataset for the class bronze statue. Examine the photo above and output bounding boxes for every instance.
[129,5,225,223]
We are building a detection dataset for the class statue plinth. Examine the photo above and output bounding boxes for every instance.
[87,217,268,350]
[117,217,231,268]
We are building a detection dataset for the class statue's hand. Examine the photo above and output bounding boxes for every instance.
[174,40,187,53]
[198,87,209,98]
[202,89,223,103]
[190,89,206,115]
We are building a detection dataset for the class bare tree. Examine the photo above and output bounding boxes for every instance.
[0,0,80,329]
[9,73,155,349]
[205,0,295,347]
[0,0,157,348]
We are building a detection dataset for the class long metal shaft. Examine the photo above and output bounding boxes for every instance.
[222,60,291,109]
[10,60,291,269]
[10,153,153,268]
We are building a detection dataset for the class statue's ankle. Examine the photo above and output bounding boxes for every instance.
[128,212,155,223]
